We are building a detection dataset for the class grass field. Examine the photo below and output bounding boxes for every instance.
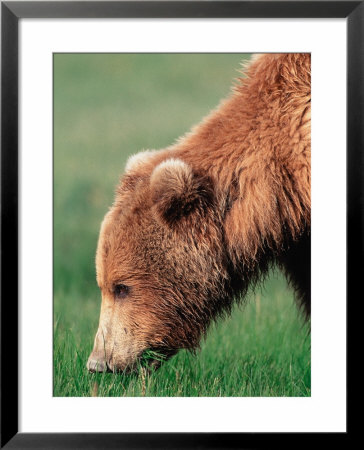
[54,54,310,397]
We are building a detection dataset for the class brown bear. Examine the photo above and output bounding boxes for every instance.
[87,53,311,373]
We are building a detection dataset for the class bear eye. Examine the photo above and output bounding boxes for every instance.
[114,284,129,299]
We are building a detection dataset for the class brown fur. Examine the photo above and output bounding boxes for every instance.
[87,54,311,373]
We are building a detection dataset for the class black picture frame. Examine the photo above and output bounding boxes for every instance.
[1,1,360,448]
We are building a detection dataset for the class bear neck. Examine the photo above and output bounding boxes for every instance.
[172,57,311,271]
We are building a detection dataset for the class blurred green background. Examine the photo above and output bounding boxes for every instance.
[54,54,310,397]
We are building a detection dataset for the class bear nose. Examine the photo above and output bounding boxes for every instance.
[86,356,107,373]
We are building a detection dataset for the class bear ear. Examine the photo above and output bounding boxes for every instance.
[150,159,213,226]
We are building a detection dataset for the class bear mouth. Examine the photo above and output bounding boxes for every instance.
[103,349,174,374]
[138,348,175,372]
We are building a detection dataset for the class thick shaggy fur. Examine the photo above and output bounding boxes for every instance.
[87,54,311,373]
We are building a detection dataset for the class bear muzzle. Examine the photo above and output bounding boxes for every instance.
[86,353,110,373]
[87,358,106,373]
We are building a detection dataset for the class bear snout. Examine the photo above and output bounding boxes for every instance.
[86,354,109,373]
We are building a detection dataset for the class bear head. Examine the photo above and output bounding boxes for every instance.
[87,153,235,373]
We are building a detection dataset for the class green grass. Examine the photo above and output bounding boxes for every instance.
[54,53,310,397]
